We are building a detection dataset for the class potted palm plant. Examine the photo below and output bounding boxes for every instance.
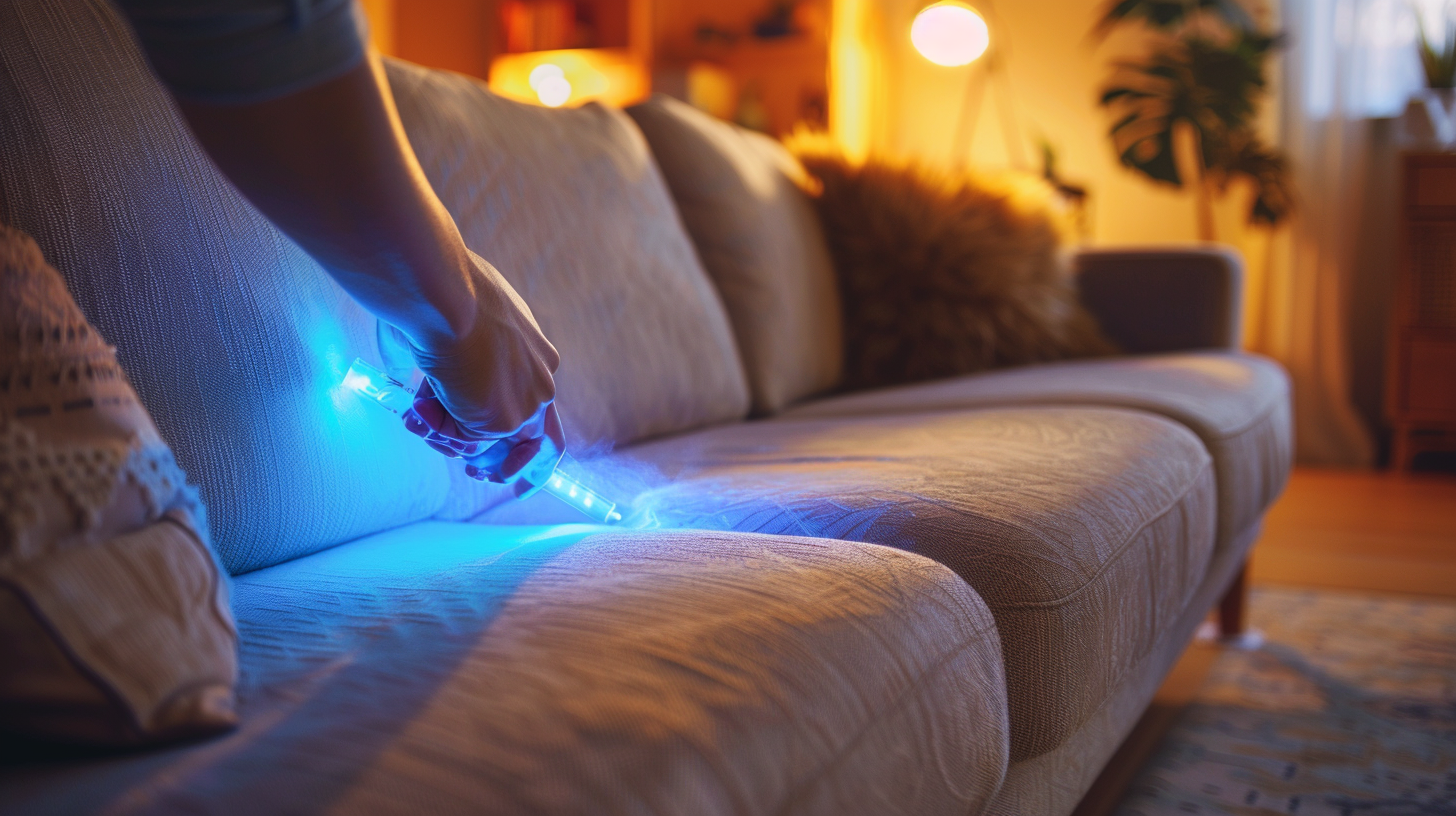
[1404,9,1456,145]
[1095,0,1292,240]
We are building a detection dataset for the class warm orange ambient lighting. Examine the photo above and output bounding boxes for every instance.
[528,63,571,107]
[911,2,990,67]
[829,0,873,162]
[489,49,648,109]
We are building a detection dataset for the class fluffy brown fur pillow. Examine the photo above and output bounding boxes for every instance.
[794,152,1117,390]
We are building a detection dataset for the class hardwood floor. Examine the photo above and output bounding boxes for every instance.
[1071,466,1456,816]
[1250,467,1456,598]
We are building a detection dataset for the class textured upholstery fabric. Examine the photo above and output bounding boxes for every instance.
[0,225,237,746]
[383,61,751,520]
[0,0,450,575]
[1074,246,1243,353]
[600,407,1217,761]
[0,522,1010,816]
[985,523,1261,816]
[626,95,843,415]
[787,352,1291,554]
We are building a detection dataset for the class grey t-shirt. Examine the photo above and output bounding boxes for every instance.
[112,0,367,104]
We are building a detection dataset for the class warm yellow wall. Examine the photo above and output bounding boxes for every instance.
[358,0,396,55]
[834,0,1280,246]
[365,0,1278,247]
[366,0,497,79]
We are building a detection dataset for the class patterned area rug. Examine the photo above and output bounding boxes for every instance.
[1114,588,1456,816]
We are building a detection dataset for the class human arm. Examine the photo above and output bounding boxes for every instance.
[112,0,563,484]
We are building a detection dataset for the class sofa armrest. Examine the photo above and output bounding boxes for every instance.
[1074,245,1244,354]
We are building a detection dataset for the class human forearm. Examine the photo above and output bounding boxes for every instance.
[116,0,563,479]
[178,55,477,348]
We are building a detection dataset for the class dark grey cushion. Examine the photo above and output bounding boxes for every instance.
[1075,246,1244,353]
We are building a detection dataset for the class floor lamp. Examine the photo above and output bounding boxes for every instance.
[911,1,1027,170]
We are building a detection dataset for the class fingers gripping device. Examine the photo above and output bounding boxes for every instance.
[343,359,623,524]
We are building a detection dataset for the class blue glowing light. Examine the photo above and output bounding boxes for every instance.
[342,359,418,416]
[343,358,624,524]
[543,469,621,524]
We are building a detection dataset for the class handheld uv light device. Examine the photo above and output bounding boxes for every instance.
[343,358,622,524]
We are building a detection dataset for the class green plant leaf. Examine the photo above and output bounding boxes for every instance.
[1416,14,1456,88]
[1097,27,1293,225]
[1226,133,1293,225]
[1101,87,1156,103]
[1120,127,1182,185]
[1094,0,1254,36]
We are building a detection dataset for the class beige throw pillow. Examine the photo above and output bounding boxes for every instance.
[627,95,844,415]
[0,224,237,746]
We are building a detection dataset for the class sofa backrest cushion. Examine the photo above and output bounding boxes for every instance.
[0,0,451,574]
[382,61,751,519]
[626,95,844,415]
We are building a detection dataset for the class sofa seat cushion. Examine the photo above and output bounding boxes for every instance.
[787,352,1291,551]
[609,408,1216,760]
[0,522,1009,816]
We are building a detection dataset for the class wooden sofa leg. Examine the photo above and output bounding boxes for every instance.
[1218,561,1248,638]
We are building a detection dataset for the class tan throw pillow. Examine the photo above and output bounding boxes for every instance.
[627,95,844,415]
[0,224,237,746]
[796,153,1118,391]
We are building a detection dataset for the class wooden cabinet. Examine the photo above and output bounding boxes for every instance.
[1387,152,1456,469]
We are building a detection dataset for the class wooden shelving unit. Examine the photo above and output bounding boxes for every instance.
[651,0,829,136]
[485,0,653,108]
[680,35,828,135]
[377,1,830,130]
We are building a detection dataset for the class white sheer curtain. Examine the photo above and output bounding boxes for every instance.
[1256,0,1449,465]
[1302,0,1450,119]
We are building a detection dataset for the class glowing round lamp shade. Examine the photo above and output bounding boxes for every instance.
[528,63,564,91]
[911,2,990,67]
[528,63,572,107]
[536,76,572,107]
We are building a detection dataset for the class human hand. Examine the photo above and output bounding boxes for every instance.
[404,385,565,491]
[400,252,564,489]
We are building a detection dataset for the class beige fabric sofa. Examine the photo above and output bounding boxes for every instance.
[0,1,1290,813]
